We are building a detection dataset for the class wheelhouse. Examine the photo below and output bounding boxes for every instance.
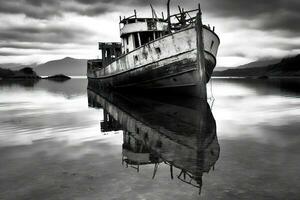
[119,14,169,54]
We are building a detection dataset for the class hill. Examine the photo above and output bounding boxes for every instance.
[214,67,232,72]
[0,67,40,79]
[237,59,281,69]
[35,57,87,76]
[213,55,300,77]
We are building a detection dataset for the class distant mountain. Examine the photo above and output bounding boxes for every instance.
[35,57,87,76]
[214,67,232,72]
[237,59,281,69]
[213,58,281,72]
[0,63,19,69]
[213,55,300,77]
[0,63,37,70]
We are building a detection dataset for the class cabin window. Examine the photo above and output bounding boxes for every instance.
[140,32,154,45]
[155,32,161,39]
[126,36,129,45]
[133,33,140,48]
[210,41,215,50]
[147,20,157,30]
[155,47,161,54]
[134,55,139,61]
[128,19,135,24]
[142,52,148,59]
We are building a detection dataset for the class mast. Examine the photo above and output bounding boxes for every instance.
[167,0,171,32]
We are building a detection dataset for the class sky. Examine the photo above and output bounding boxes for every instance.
[0,0,299,67]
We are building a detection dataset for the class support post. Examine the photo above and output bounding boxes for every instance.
[101,47,106,67]
[137,33,142,47]
[195,4,207,99]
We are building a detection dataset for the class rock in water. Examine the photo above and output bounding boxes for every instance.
[45,74,71,82]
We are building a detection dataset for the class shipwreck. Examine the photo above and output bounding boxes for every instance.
[87,1,220,98]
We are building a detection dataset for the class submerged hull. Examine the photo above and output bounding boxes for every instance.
[88,17,219,97]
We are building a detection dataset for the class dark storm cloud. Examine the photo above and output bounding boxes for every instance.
[0,0,62,19]
[202,0,300,33]
[66,4,112,17]
[0,51,26,56]
[25,0,59,6]
[230,52,248,58]
[0,0,131,19]
[1,0,298,34]
[0,43,62,50]
[0,25,94,44]
[0,0,165,19]
[203,0,299,18]
[275,43,300,51]
[0,0,299,65]
[262,11,300,33]
[73,0,163,6]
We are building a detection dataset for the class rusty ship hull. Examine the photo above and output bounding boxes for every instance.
[87,6,219,98]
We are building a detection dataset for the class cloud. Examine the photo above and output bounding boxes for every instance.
[0,43,57,50]
[0,0,140,19]
[0,0,62,19]
[0,0,299,66]
[0,51,26,56]
[202,0,300,34]
[1,0,299,34]
[0,24,95,44]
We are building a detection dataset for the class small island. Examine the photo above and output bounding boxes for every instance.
[0,67,71,82]
[44,74,71,82]
[0,67,41,80]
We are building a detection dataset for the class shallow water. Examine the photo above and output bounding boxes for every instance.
[0,78,299,200]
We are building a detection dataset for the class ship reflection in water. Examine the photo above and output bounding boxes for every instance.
[88,89,220,194]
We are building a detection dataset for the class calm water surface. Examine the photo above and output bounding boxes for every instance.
[0,78,299,200]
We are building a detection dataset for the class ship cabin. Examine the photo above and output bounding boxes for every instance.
[119,15,169,54]
[88,5,218,74]
[87,42,122,72]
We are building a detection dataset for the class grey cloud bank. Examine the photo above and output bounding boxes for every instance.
[0,0,299,66]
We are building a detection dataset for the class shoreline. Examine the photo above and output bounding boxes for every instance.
[212,76,300,79]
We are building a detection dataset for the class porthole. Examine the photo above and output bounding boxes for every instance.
[155,47,161,54]
[210,41,215,50]
[134,55,139,61]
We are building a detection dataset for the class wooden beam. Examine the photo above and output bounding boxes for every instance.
[137,33,142,47]
[195,3,207,99]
